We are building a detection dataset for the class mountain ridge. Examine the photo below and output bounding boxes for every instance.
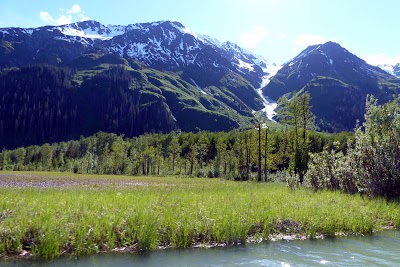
[0,20,275,88]
[1,20,400,147]
[0,20,275,148]
[264,41,400,132]
[378,63,400,77]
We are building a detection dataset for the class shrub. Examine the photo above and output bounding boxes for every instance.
[305,96,400,198]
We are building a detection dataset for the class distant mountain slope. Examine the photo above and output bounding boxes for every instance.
[0,20,278,147]
[0,54,264,148]
[378,63,400,78]
[0,63,178,148]
[0,20,274,88]
[263,42,400,132]
[3,20,400,143]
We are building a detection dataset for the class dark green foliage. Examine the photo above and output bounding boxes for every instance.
[175,108,240,132]
[303,77,365,131]
[305,96,400,199]
[0,65,177,148]
[0,65,79,147]
[276,93,314,179]
[66,53,129,70]
[79,66,177,137]
[0,128,351,179]
[219,72,264,111]
[0,54,264,148]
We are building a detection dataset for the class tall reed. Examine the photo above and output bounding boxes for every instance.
[0,172,399,259]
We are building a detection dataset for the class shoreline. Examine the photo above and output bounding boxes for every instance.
[1,172,399,262]
[1,228,396,262]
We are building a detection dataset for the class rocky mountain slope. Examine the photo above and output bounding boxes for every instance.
[378,63,400,78]
[263,42,400,132]
[1,20,400,147]
[0,20,279,148]
[0,20,274,87]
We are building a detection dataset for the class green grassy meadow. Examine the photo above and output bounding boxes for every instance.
[0,171,400,260]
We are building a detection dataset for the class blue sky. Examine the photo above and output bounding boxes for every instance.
[0,0,399,65]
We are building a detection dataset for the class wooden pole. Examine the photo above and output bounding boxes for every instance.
[264,126,268,181]
[257,122,262,182]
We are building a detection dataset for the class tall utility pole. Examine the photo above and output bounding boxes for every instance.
[264,126,268,181]
[257,121,262,182]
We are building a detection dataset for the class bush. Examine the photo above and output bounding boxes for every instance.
[304,141,358,194]
[195,169,205,178]
[304,142,342,191]
[305,96,400,198]
[267,171,288,183]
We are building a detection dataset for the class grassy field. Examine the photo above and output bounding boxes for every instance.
[0,171,399,260]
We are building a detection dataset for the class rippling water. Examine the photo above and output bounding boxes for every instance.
[2,231,400,267]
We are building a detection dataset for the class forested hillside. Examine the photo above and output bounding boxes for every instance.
[0,20,273,148]
[0,64,178,148]
[0,55,262,148]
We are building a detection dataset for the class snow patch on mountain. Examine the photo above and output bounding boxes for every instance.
[0,19,277,89]
[237,59,254,71]
[378,64,395,76]
[198,34,221,47]
[182,26,198,38]
[59,23,126,40]
[220,41,269,70]
[23,29,34,35]
[256,64,282,121]
[190,78,208,95]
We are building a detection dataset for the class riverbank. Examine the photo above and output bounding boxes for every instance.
[0,172,399,260]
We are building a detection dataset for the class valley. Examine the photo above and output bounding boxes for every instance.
[1,18,400,262]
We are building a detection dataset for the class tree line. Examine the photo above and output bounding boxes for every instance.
[0,126,351,181]
[0,91,352,181]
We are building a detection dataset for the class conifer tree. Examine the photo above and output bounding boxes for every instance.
[278,92,314,179]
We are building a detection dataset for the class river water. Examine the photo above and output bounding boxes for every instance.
[2,231,400,267]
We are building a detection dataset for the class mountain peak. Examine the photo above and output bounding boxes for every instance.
[321,41,341,47]
[272,40,390,97]
[292,41,350,63]
[0,19,271,87]
[263,40,400,132]
[73,20,103,28]
[319,41,351,54]
[165,20,185,28]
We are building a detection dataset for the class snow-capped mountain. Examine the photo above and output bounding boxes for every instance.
[263,41,400,132]
[1,20,279,147]
[3,21,399,136]
[264,41,393,101]
[0,20,272,87]
[55,20,128,40]
[378,63,400,78]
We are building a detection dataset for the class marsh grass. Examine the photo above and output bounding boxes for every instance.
[0,171,399,259]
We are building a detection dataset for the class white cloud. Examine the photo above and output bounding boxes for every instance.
[362,54,400,66]
[56,14,72,25]
[295,34,326,47]
[40,11,54,24]
[39,4,89,25]
[239,26,268,49]
[70,4,82,14]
